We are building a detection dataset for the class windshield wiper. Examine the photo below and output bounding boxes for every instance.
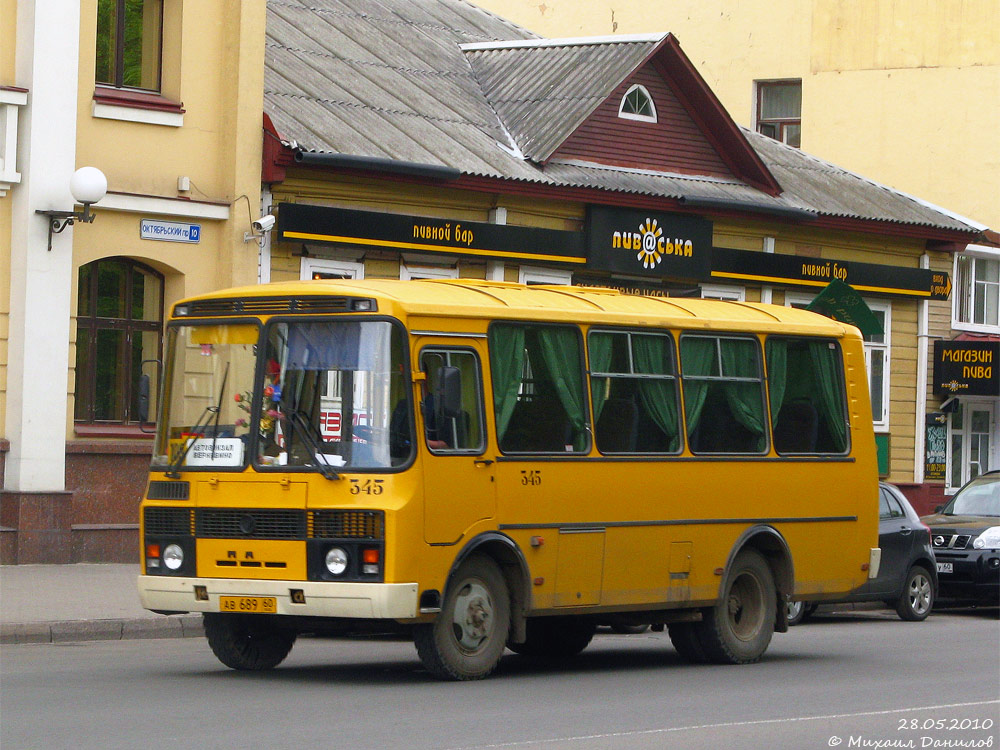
[165,404,216,478]
[284,407,340,480]
[165,363,229,479]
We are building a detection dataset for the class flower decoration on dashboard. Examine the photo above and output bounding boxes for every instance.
[233,384,282,435]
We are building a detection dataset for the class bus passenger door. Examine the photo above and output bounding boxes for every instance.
[418,344,496,545]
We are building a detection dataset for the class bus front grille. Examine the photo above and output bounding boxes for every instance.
[195,509,307,540]
[144,507,194,536]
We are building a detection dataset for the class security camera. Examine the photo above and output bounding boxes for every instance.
[252,214,275,233]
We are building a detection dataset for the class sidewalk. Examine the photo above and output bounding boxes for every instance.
[0,564,203,644]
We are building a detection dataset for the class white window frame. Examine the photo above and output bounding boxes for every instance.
[401,264,458,280]
[699,284,745,301]
[786,292,891,430]
[300,257,364,281]
[618,84,657,123]
[519,266,573,286]
[952,244,1000,334]
[947,399,997,493]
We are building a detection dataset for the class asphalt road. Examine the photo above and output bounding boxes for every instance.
[3,608,997,750]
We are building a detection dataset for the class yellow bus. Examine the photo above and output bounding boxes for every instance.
[138,279,880,680]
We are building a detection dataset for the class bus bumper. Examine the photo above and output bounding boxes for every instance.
[138,575,419,619]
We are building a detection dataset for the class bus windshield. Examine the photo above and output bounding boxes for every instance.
[152,323,259,471]
[256,320,411,472]
[152,319,412,473]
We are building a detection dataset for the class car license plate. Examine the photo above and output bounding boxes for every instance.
[219,596,277,614]
[936,562,953,574]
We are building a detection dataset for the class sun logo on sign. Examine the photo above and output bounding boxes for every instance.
[636,218,663,269]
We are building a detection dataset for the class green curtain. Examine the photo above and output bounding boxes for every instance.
[720,339,766,450]
[680,337,716,440]
[489,326,525,444]
[537,327,587,450]
[588,332,615,420]
[632,335,680,449]
[765,338,788,428]
[808,341,848,451]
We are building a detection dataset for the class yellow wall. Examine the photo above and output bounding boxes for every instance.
[475,0,1000,233]
[0,0,17,436]
[62,1,266,438]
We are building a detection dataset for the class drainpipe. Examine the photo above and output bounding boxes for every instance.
[914,253,930,485]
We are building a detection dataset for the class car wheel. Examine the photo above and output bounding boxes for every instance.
[895,565,934,621]
[786,600,807,626]
[203,613,296,670]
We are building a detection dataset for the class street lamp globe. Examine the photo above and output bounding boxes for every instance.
[69,166,107,206]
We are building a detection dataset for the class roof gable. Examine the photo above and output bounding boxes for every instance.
[551,65,736,178]
[463,33,781,195]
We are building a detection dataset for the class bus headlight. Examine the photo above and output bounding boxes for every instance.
[163,544,184,571]
[325,547,348,576]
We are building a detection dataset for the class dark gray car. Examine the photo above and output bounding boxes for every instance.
[788,482,937,623]
[922,470,1000,606]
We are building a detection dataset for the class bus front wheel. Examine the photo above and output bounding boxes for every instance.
[414,555,510,680]
[696,549,775,664]
[203,613,296,670]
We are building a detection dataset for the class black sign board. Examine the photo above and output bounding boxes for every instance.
[586,207,713,281]
[277,203,586,266]
[712,247,951,300]
[933,340,999,396]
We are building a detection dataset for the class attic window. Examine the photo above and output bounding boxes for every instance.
[618,84,657,123]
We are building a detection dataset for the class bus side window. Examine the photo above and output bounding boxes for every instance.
[489,323,589,454]
[419,349,485,453]
[681,335,767,455]
[765,337,849,455]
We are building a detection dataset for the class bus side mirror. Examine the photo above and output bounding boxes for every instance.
[138,358,162,434]
[435,366,463,419]
[137,374,150,423]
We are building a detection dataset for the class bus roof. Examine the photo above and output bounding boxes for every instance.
[176,279,857,337]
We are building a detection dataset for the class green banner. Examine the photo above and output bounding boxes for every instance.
[806,279,884,337]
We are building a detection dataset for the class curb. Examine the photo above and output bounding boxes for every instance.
[1,615,204,645]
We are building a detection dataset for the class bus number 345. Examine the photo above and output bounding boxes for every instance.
[520,470,542,486]
[350,479,384,495]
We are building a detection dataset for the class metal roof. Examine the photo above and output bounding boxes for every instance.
[263,0,982,237]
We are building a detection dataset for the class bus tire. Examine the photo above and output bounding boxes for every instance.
[696,549,775,664]
[894,565,934,621]
[414,554,510,680]
[507,617,595,659]
[667,622,710,663]
[203,613,296,671]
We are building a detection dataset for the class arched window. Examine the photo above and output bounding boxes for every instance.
[619,84,657,122]
[75,258,163,426]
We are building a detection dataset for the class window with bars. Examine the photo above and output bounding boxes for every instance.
[75,258,163,425]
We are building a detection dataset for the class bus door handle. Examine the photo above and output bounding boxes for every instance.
[474,459,494,468]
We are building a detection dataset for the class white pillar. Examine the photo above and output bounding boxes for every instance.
[5,0,81,491]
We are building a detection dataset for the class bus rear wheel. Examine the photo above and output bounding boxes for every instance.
[507,617,596,659]
[414,555,510,680]
[203,613,296,671]
[696,549,775,664]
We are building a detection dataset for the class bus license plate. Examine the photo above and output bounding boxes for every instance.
[936,562,953,574]
[219,596,278,614]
